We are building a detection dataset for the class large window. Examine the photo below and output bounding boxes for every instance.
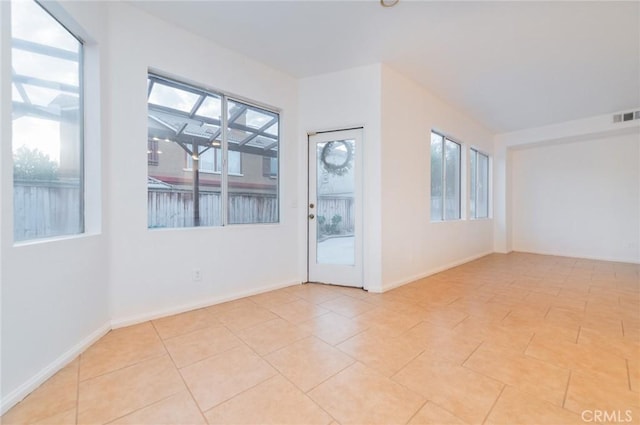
[470,148,490,219]
[147,74,279,228]
[430,132,461,221]
[11,0,84,242]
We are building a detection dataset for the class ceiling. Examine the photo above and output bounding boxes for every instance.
[131,1,640,133]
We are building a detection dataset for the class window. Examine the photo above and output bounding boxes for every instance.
[147,74,279,228]
[186,148,241,175]
[430,132,461,221]
[263,157,277,178]
[470,148,490,219]
[11,0,84,241]
[148,139,160,166]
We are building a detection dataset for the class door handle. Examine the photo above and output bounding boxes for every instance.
[309,214,315,219]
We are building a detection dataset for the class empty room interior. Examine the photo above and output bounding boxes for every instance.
[1,0,639,424]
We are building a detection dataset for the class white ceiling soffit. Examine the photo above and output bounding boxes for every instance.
[131,1,640,133]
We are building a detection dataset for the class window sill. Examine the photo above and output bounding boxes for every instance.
[13,231,100,248]
[148,221,280,232]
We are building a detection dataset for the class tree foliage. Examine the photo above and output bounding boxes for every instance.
[13,146,58,180]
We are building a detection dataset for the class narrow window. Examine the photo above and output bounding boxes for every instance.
[430,131,461,221]
[470,148,490,219]
[147,74,279,228]
[11,0,84,241]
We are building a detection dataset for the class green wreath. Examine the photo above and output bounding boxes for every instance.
[320,141,353,176]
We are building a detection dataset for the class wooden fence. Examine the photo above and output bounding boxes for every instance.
[13,183,354,240]
[317,196,355,234]
[148,190,223,227]
[148,189,279,227]
[14,181,81,242]
[149,191,353,229]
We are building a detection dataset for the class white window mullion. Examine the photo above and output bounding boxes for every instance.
[221,95,229,226]
[471,149,478,218]
[476,152,480,218]
[441,138,446,221]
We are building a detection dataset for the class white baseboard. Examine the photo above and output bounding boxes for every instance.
[1,279,304,415]
[512,249,640,265]
[0,322,111,415]
[378,251,494,293]
[111,280,303,329]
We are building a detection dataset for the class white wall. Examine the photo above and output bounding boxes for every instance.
[106,3,301,325]
[299,65,383,291]
[511,133,640,263]
[1,1,111,412]
[298,64,496,292]
[494,111,640,262]
[2,1,302,412]
[380,65,495,289]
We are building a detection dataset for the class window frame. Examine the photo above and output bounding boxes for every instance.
[147,72,280,228]
[470,147,490,220]
[430,130,462,222]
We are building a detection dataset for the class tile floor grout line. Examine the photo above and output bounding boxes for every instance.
[523,332,535,353]
[279,353,355,396]
[272,368,340,423]
[501,309,512,321]
[392,348,426,380]
[430,400,469,425]
[481,384,505,425]
[452,314,470,331]
[562,370,572,408]
[327,327,370,347]
[149,320,210,424]
[461,341,484,367]
[200,373,278,419]
[159,322,225,344]
[102,391,182,425]
[446,296,462,306]
[78,351,168,384]
[451,313,470,329]
[404,399,429,425]
[170,331,241,370]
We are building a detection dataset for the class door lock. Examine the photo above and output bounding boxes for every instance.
[309,203,315,208]
[308,214,315,219]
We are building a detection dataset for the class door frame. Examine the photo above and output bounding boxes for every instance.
[306,127,364,288]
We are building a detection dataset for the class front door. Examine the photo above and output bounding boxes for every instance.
[308,129,363,288]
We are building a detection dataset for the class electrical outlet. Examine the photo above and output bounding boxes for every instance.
[192,268,202,282]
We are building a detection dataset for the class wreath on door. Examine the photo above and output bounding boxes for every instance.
[320,141,353,176]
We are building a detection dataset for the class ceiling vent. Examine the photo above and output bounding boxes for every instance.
[613,110,640,123]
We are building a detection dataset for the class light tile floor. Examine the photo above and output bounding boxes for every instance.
[3,253,639,424]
